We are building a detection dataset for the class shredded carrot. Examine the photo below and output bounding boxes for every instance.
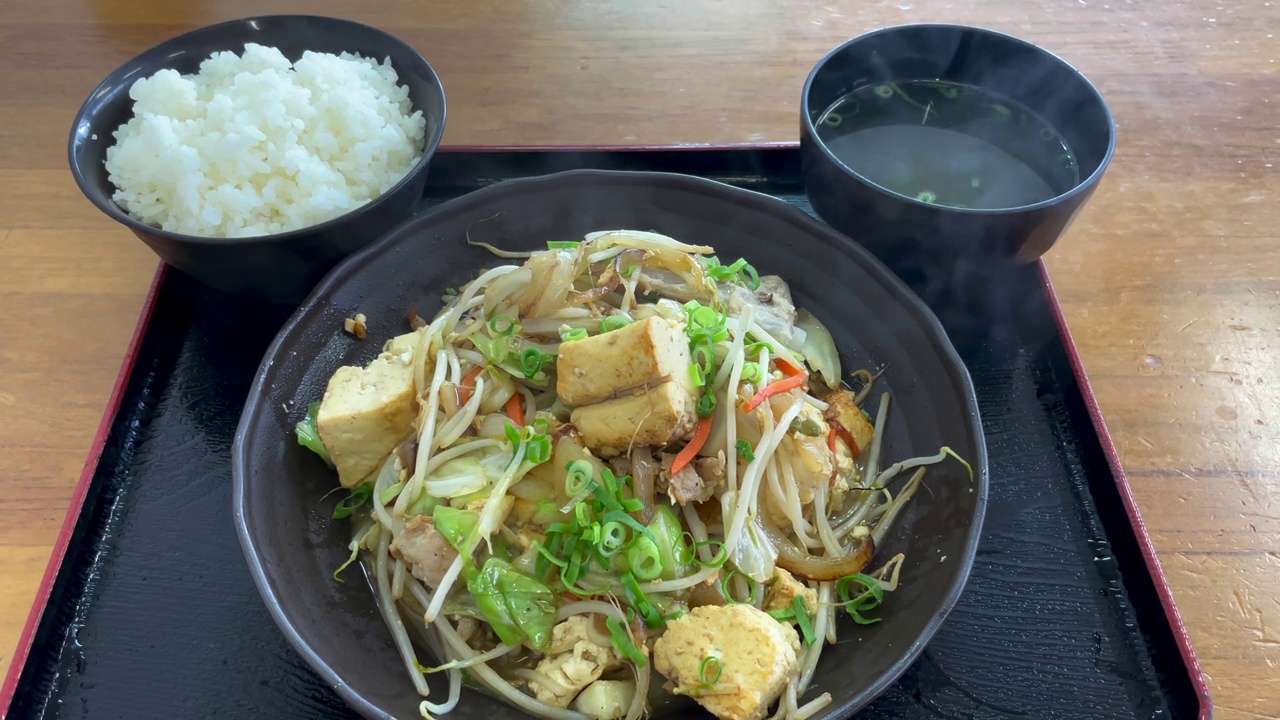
[775,357,807,377]
[506,392,526,427]
[457,366,484,406]
[827,427,838,453]
[671,415,713,475]
[830,419,862,459]
[743,373,808,413]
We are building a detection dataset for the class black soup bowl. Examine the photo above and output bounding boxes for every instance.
[801,24,1115,273]
[233,171,989,719]
[68,15,447,304]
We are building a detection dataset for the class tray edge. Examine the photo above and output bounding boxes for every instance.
[1038,262,1212,719]
[0,262,168,718]
[437,141,801,153]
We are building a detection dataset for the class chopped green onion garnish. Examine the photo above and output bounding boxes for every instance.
[793,596,815,645]
[691,341,715,377]
[741,362,764,384]
[696,393,717,418]
[520,348,552,379]
[735,440,755,462]
[561,327,589,343]
[598,521,628,557]
[693,540,728,568]
[444,287,459,296]
[600,315,632,333]
[534,541,568,569]
[606,617,647,666]
[719,568,751,604]
[564,460,595,496]
[698,656,724,686]
[526,432,552,465]
[626,536,664,581]
[689,363,706,388]
[489,315,517,336]
[621,571,664,628]
[547,240,580,249]
[836,573,885,625]
[333,482,373,519]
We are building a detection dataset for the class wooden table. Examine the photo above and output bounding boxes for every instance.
[2,0,1276,716]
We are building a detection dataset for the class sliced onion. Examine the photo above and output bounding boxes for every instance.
[629,447,659,523]
[761,519,875,581]
[482,267,532,319]
[794,308,841,389]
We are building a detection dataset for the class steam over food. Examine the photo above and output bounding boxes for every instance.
[294,230,971,720]
[104,44,427,237]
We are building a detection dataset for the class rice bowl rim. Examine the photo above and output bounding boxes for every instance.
[68,14,448,246]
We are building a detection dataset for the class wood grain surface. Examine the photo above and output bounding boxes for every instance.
[1,0,1276,716]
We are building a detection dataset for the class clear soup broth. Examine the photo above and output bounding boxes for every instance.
[815,80,1080,210]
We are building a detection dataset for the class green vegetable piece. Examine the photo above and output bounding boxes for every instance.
[793,596,816,645]
[466,558,559,652]
[295,402,333,465]
[433,505,481,561]
[406,490,438,517]
[647,505,692,581]
[606,617,647,666]
[735,440,755,462]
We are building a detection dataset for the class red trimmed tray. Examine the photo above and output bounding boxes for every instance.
[2,146,1209,719]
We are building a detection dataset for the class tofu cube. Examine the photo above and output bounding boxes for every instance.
[653,604,800,720]
[557,316,691,407]
[570,380,697,457]
[317,331,420,487]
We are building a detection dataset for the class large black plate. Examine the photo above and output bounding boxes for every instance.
[232,169,989,719]
[3,148,1204,720]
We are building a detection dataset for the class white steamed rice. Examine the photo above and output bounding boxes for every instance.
[104,43,427,238]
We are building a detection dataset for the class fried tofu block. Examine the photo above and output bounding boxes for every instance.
[556,316,691,407]
[570,380,697,457]
[653,604,800,720]
[317,331,420,487]
[822,388,875,453]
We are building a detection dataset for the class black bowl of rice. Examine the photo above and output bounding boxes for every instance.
[68,15,447,303]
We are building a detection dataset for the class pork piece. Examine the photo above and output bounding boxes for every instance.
[556,316,692,407]
[316,330,421,487]
[652,604,800,720]
[389,515,458,588]
[763,567,818,615]
[571,380,697,457]
[725,275,797,346]
[525,615,624,707]
[657,452,726,505]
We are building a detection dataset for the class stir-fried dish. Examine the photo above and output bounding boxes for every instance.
[295,230,970,720]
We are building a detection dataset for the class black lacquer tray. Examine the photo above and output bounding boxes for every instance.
[1,147,1210,720]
